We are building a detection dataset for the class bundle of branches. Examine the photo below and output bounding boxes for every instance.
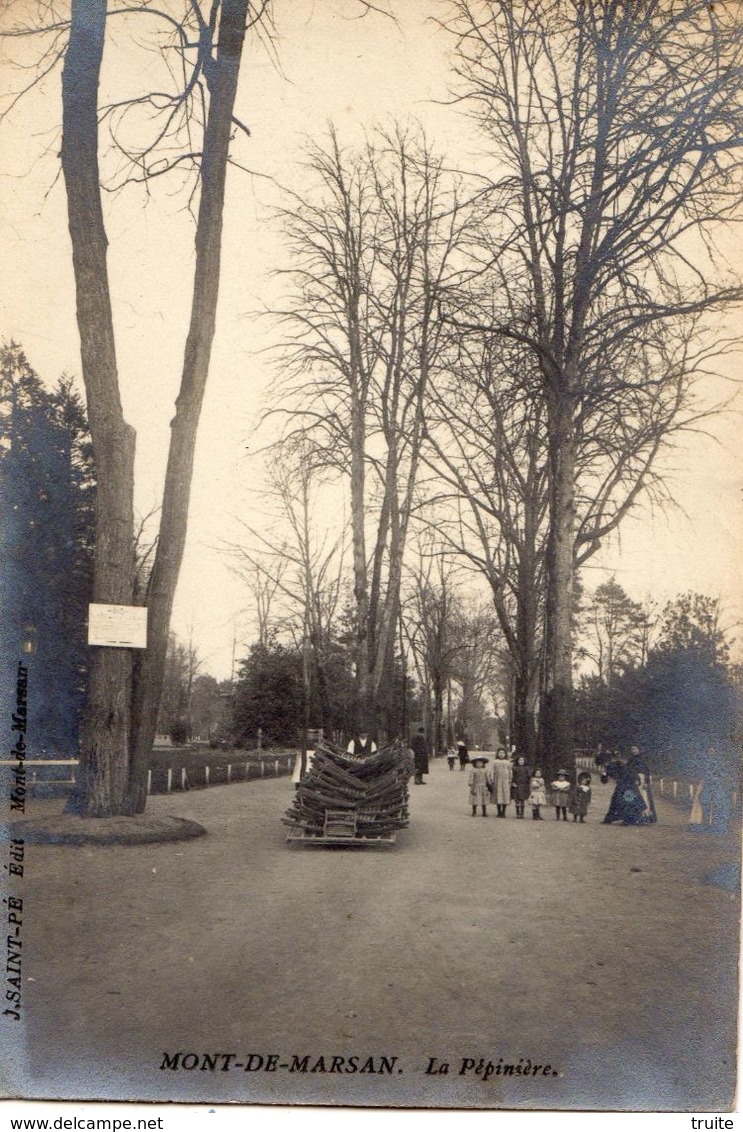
[283,739,411,837]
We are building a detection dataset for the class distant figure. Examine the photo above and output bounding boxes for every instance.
[689,779,705,829]
[511,755,531,818]
[693,746,732,834]
[346,729,378,757]
[457,739,469,771]
[550,769,571,821]
[410,725,429,785]
[446,746,457,772]
[570,771,592,823]
[529,767,547,820]
[468,754,490,817]
[489,748,513,817]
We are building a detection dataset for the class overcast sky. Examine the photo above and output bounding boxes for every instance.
[1,0,741,678]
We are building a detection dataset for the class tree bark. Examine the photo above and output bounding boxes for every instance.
[349,401,371,725]
[126,0,250,811]
[61,0,136,816]
[540,389,576,777]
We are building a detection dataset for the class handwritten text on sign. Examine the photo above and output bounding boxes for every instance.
[87,604,148,648]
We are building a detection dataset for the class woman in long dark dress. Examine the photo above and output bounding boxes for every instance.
[627,746,657,824]
[602,754,647,825]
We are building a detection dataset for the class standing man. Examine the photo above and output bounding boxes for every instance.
[410,725,430,785]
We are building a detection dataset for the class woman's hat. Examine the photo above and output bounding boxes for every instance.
[471,754,490,764]
[557,769,569,776]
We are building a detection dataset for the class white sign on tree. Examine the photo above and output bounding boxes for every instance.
[87,603,148,649]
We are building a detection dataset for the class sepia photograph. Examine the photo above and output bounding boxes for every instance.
[1,0,742,1117]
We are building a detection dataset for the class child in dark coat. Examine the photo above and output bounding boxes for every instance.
[570,771,592,823]
[511,755,531,819]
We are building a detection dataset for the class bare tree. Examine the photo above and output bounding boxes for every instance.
[268,123,473,727]
[444,0,743,769]
[576,578,650,686]
[421,328,549,758]
[400,546,463,754]
[223,442,347,736]
[0,0,263,813]
[449,597,501,749]
[157,629,203,741]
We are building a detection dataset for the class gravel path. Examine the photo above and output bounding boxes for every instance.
[6,756,740,1110]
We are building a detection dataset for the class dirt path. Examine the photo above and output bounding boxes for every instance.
[7,757,740,1110]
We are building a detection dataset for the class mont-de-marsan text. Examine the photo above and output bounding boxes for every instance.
[9,662,28,814]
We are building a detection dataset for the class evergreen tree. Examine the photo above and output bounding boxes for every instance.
[0,342,95,754]
[232,642,305,748]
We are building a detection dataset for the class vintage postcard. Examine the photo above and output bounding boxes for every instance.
[1,0,741,1118]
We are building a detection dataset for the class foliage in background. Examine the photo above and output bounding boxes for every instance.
[0,341,95,753]
[574,591,740,777]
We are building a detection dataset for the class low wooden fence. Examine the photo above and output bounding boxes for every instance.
[0,749,296,797]
[147,750,295,794]
[654,775,739,824]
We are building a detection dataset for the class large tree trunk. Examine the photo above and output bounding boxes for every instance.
[540,391,576,778]
[350,403,371,725]
[61,0,136,816]
[126,0,250,812]
[512,669,538,760]
[513,536,539,759]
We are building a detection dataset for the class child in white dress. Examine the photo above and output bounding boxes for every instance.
[529,767,547,820]
[550,769,571,821]
[468,755,490,817]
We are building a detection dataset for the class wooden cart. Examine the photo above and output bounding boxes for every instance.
[286,807,399,847]
[283,740,410,848]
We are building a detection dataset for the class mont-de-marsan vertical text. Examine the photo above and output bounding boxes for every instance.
[9,662,28,814]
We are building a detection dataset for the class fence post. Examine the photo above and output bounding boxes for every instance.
[672,780,678,799]
[147,769,152,795]
[167,768,172,793]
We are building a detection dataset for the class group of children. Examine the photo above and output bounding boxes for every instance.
[466,749,593,822]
